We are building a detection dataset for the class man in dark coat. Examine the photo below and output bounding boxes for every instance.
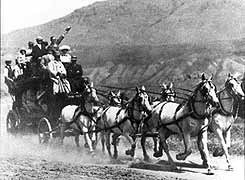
[31,36,47,61]
[4,59,15,95]
[67,55,83,93]
[31,36,47,76]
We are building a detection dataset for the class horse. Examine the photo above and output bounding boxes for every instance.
[107,91,122,106]
[97,86,152,159]
[59,82,99,154]
[141,74,219,174]
[207,73,244,170]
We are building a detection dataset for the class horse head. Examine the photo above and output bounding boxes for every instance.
[84,82,99,103]
[195,73,219,107]
[108,91,121,106]
[225,73,245,100]
[134,86,152,114]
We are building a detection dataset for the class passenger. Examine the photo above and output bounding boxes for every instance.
[59,45,71,69]
[31,36,47,76]
[67,55,83,78]
[47,51,71,95]
[13,58,24,81]
[22,89,43,114]
[24,42,35,77]
[3,59,15,95]
[67,55,83,93]
[31,36,47,60]
[26,41,34,59]
[160,83,168,101]
[166,82,176,102]
[47,26,72,53]
[47,26,71,51]
[17,48,28,65]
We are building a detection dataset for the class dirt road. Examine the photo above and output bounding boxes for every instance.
[0,97,244,180]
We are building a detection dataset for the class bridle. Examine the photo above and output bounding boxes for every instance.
[217,78,243,118]
[225,77,244,99]
[127,91,151,123]
[189,80,218,119]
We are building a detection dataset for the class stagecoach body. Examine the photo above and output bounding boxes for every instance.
[6,75,88,144]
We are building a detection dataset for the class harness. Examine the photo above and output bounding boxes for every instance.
[215,86,241,119]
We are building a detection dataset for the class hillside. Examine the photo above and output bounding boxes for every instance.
[2,0,245,90]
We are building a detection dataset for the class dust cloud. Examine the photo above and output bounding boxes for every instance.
[0,95,109,165]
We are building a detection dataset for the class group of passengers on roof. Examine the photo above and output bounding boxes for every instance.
[4,26,84,97]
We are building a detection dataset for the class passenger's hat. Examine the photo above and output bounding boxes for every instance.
[5,60,12,64]
[20,47,26,53]
[71,55,77,61]
[36,36,43,40]
[50,36,56,41]
[5,54,13,63]
[59,45,70,51]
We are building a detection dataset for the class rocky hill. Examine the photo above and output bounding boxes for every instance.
[2,0,245,90]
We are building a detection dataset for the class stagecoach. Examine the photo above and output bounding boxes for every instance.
[5,75,90,144]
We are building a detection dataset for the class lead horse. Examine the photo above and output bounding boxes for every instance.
[141,74,219,174]
[208,73,244,170]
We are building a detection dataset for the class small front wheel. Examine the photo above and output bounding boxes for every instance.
[38,117,52,144]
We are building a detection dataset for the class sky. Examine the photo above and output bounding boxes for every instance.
[1,0,105,34]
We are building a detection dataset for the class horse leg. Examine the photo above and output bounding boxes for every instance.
[105,132,112,157]
[141,132,150,161]
[176,131,192,161]
[84,135,89,148]
[84,132,95,155]
[198,125,213,174]
[224,128,231,153]
[59,123,66,145]
[100,132,105,154]
[112,133,120,159]
[216,128,233,171]
[158,128,176,169]
[153,136,158,153]
[75,135,80,147]
[153,130,171,158]
[124,133,136,158]
[91,132,97,150]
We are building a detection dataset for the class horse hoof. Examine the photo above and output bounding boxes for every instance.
[125,149,132,156]
[143,156,150,162]
[153,151,163,158]
[227,165,234,171]
[125,149,135,157]
[176,154,185,161]
[202,161,209,168]
[171,164,178,170]
[113,154,118,159]
[207,168,214,175]
[213,148,224,157]
[84,143,89,149]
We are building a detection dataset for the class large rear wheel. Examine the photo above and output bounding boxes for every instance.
[38,117,52,144]
[6,110,20,134]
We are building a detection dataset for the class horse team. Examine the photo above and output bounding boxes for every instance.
[58,73,244,174]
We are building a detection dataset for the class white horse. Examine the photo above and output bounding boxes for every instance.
[207,73,244,170]
[142,74,219,174]
[59,82,99,154]
[97,86,152,159]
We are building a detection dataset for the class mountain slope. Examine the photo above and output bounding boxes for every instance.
[2,0,245,90]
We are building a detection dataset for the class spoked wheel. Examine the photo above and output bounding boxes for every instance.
[6,110,20,134]
[38,117,52,144]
